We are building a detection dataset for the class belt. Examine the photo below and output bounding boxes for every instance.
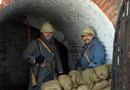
[45,63,53,67]
[36,61,53,67]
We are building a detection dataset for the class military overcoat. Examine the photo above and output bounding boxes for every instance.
[23,35,63,90]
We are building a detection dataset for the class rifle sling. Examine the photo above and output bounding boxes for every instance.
[84,41,98,64]
[38,38,54,57]
[37,38,55,68]
[84,44,94,64]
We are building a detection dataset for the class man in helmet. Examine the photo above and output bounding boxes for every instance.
[23,22,63,90]
[73,27,105,71]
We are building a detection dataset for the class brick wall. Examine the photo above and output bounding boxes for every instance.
[0,20,39,90]
[91,0,123,28]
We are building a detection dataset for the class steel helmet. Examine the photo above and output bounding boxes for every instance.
[81,27,96,37]
[40,22,54,32]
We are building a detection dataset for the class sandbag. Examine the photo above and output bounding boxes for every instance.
[77,85,89,90]
[58,75,73,90]
[109,72,112,78]
[92,80,108,90]
[105,64,112,72]
[41,80,62,90]
[82,69,99,90]
[94,64,109,80]
[82,69,100,85]
[71,88,77,90]
[68,70,85,88]
[102,86,111,90]
[107,78,112,87]
[105,64,112,78]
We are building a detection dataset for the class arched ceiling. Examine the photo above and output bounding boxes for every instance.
[0,0,115,64]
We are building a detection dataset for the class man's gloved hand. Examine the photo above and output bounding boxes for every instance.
[81,65,93,71]
[35,55,44,63]
[73,58,79,65]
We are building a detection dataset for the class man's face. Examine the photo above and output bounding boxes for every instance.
[83,34,94,44]
[42,32,52,40]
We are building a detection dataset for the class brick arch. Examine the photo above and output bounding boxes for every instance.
[0,0,14,11]
[91,0,123,28]
[0,0,122,28]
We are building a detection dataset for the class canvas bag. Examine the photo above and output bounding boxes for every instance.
[68,70,85,88]
[92,80,108,90]
[41,80,62,90]
[58,75,73,90]
[93,64,109,80]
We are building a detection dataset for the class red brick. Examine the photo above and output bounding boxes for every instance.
[108,12,119,20]
[103,1,114,13]
[3,0,9,5]
[1,2,6,8]
[96,0,103,6]
[105,5,117,16]
[10,0,14,2]
[91,0,97,3]
[99,0,109,10]
[0,7,2,11]
[116,0,120,3]
[0,5,2,8]
[111,16,118,24]
[113,24,116,28]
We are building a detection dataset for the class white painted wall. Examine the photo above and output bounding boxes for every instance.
[0,0,2,4]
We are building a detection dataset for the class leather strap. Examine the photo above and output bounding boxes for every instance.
[51,43,54,53]
[37,39,42,55]
[84,48,90,64]
[88,44,94,58]
[38,38,54,57]
[84,41,98,64]
[45,63,53,67]
[51,43,56,69]
[37,38,56,69]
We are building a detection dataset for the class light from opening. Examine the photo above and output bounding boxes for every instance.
[0,0,2,4]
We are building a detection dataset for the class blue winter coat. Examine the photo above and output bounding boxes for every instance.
[79,38,105,68]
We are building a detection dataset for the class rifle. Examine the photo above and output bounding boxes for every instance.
[30,67,37,87]
[28,25,37,87]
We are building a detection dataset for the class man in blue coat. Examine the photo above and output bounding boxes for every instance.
[74,27,105,71]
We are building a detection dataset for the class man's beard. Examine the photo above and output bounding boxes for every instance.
[84,39,90,44]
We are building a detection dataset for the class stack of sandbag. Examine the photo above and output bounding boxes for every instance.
[58,70,90,90]
[68,64,112,90]
[40,64,112,90]
[92,64,112,90]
